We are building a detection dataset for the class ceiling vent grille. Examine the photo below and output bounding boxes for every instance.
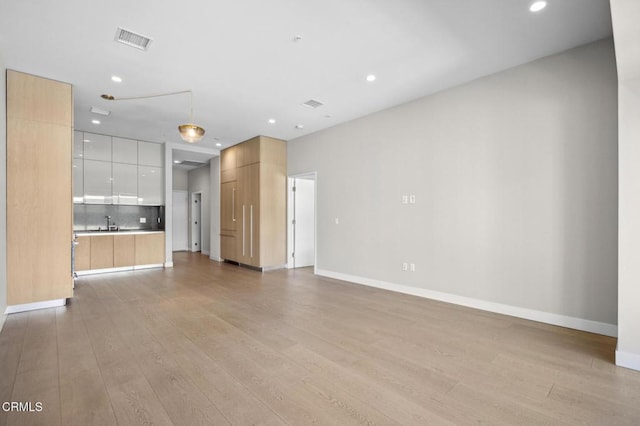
[114,27,153,51]
[179,160,206,167]
[302,99,324,109]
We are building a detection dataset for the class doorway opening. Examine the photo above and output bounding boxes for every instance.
[191,192,202,252]
[287,173,316,270]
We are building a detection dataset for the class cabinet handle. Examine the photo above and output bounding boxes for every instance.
[232,188,236,222]
[242,205,246,256]
[250,205,254,258]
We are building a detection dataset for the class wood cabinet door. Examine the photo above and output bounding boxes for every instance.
[220,232,237,262]
[220,146,237,171]
[113,234,135,267]
[74,236,91,271]
[90,235,114,270]
[237,137,260,167]
[135,233,165,265]
[237,163,260,266]
[221,181,237,231]
[6,70,73,305]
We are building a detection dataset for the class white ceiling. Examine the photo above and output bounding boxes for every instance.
[1,0,612,150]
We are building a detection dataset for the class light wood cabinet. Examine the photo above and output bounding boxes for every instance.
[75,232,164,272]
[237,163,261,266]
[114,234,135,267]
[220,136,286,269]
[220,180,239,261]
[90,235,114,269]
[75,236,91,272]
[135,233,165,265]
[6,70,73,306]
[221,181,238,231]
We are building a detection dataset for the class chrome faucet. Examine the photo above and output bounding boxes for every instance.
[106,215,111,230]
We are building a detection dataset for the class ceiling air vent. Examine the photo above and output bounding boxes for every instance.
[179,160,206,167]
[114,27,153,51]
[302,99,324,109]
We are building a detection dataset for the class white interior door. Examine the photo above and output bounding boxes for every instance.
[172,190,188,251]
[191,192,202,252]
[291,177,315,268]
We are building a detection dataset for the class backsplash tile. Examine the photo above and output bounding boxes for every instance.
[74,205,164,231]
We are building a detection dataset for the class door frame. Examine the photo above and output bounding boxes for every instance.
[190,191,203,252]
[287,172,317,272]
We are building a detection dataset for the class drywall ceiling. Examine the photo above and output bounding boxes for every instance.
[0,0,612,149]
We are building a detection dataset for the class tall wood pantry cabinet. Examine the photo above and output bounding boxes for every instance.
[220,136,287,269]
[6,70,74,308]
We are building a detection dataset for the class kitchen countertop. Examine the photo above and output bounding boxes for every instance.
[75,230,165,236]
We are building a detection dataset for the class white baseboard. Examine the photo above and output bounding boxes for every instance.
[202,250,210,256]
[5,299,66,314]
[616,348,640,371]
[164,262,174,268]
[316,269,617,338]
[134,263,164,270]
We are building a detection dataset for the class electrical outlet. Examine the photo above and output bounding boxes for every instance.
[139,217,146,223]
[402,262,408,271]
[409,195,416,204]
[410,263,416,272]
[402,195,409,205]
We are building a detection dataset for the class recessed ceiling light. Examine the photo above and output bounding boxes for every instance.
[295,124,304,130]
[215,143,222,147]
[268,118,276,124]
[111,75,122,83]
[366,74,376,82]
[91,119,101,125]
[529,1,547,12]
[173,160,182,164]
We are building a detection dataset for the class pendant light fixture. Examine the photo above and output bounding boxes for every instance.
[101,90,205,143]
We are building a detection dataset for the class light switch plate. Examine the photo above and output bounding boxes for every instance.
[140,217,146,223]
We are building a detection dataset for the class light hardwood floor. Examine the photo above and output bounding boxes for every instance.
[1,252,639,425]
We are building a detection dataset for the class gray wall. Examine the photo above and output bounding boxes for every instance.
[288,39,618,328]
[188,164,211,254]
[172,168,188,191]
[0,60,7,329]
[612,0,640,369]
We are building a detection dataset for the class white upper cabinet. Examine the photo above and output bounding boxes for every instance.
[73,130,84,159]
[112,137,138,164]
[112,163,138,205]
[83,160,112,204]
[138,166,163,205]
[138,141,163,167]
[73,158,83,203]
[83,133,112,161]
